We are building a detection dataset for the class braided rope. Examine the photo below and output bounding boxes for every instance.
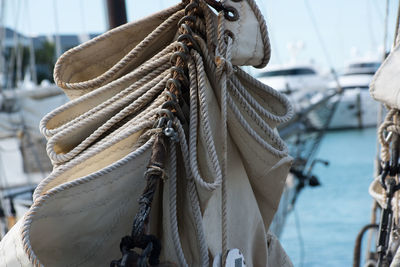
[22,137,155,267]
[46,75,169,164]
[41,45,175,137]
[378,109,399,162]
[215,11,231,257]
[54,8,185,90]
[175,120,209,266]
[245,0,272,68]
[189,53,222,191]
[168,143,189,267]
[17,1,294,266]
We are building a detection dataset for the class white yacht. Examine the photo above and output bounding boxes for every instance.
[257,64,328,92]
[328,59,381,129]
[257,64,331,112]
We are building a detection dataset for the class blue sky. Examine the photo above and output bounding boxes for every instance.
[3,0,399,69]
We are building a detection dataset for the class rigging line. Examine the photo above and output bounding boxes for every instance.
[0,0,5,92]
[303,0,334,71]
[294,209,305,267]
[259,0,282,64]
[366,0,378,51]
[303,0,342,93]
[372,0,384,21]
[368,0,384,28]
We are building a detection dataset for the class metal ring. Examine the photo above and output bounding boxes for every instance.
[165,91,177,102]
[174,42,189,55]
[184,2,199,15]
[156,116,167,128]
[170,51,188,66]
[166,78,182,95]
[224,6,239,21]
[170,66,189,87]
[178,15,197,27]
[224,29,235,42]
[177,34,201,52]
[162,101,186,123]
[157,109,175,121]
[180,23,194,36]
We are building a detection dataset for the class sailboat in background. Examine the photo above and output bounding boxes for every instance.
[0,0,91,238]
[327,58,381,130]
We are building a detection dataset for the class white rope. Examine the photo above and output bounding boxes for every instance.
[24,1,293,266]
[164,5,291,264]
[46,75,170,164]
[168,143,188,267]
[189,53,222,191]
[215,11,232,257]
[41,44,175,138]
[176,121,210,267]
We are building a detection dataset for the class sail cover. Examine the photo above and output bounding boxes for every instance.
[0,1,294,266]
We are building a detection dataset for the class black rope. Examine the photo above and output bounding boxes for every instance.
[109,0,211,265]
[110,134,167,267]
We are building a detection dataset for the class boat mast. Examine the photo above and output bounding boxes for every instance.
[53,0,62,60]
[0,0,5,90]
[106,0,127,30]
[25,0,37,85]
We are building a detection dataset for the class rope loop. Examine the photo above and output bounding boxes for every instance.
[178,15,197,27]
[170,66,189,87]
[145,164,168,181]
[169,51,188,68]
[184,1,200,15]
[177,33,202,52]
[203,0,240,21]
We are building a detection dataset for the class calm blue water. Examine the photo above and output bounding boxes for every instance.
[281,128,377,267]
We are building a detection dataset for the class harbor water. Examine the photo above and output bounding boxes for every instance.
[281,127,377,267]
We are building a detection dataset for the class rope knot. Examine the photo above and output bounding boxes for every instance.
[145,164,168,181]
[215,55,234,76]
[378,109,400,162]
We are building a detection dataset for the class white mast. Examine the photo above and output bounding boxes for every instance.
[0,0,5,90]
[6,0,21,88]
[53,0,62,60]
[25,0,37,85]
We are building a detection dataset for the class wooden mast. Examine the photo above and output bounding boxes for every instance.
[106,0,127,29]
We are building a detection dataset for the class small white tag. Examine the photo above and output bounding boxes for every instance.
[212,249,246,267]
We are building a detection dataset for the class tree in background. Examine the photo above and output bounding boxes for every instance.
[35,41,55,84]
